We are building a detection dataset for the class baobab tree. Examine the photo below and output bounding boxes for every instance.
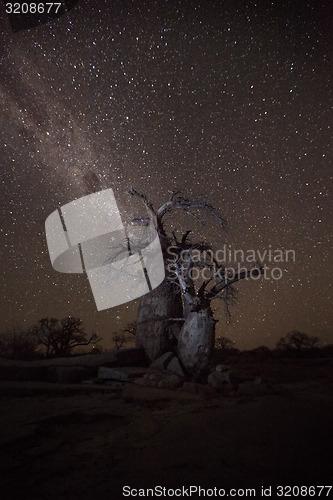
[128,189,263,374]
[129,188,227,362]
[168,231,262,373]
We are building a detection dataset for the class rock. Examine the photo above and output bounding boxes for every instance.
[143,373,158,381]
[237,381,268,397]
[133,369,183,390]
[133,377,153,387]
[182,381,217,398]
[98,367,130,380]
[166,357,185,377]
[215,364,230,373]
[98,366,149,380]
[117,368,181,388]
[133,371,167,388]
[158,374,182,390]
[207,364,232,393]
[150,352,174,370]
[208,370,230,390]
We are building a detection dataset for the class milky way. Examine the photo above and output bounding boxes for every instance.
[0,0,331,349]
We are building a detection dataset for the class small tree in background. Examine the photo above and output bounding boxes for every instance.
[30,317,101,357]
[122,321,137,337]
[276,331,320,352]
[306,335,321,349]
[112,332,128,351]
[0,328,39,360]
[215,336,235,350]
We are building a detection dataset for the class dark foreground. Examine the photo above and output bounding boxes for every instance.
[0,360,332,499]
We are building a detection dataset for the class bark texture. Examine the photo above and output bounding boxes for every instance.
[177,305,216,375]
[135,280,183,362]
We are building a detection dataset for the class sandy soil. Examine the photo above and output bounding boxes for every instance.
[0,362,332,500]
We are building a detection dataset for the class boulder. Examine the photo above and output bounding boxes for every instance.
[133,377,154,387]
[98,366,150,381]
[98,367,130,380]
[216,364,230,373]
[166,357,185,377]
[150,352,174,370]
[208,370,230,390]
[133,371,169,388]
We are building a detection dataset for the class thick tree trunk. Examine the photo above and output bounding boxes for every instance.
[135,232,184,362]
[135,280,183,362]
[177,303,216,375]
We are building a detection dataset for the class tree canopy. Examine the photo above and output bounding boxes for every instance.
[276,331,320,351]
[30,317,101,357]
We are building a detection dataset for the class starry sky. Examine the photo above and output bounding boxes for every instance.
[0,0,331,350]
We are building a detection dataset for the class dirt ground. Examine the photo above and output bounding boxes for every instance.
[0,360,332,499]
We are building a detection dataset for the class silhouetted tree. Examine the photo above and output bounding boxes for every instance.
[276,331,320,351]
[215,336,235,350]
[307,335,321,349]
[0,328,38,360]
[112,332,128,350]
[122,321,137,337]
[30,317,100,357]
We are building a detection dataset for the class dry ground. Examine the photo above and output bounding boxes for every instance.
[0,358,332,499]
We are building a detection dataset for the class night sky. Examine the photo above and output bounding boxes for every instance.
[0,0,331,349]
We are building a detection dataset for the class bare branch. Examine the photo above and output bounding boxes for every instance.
[156,193,227,228]
[181,230,192,245]
[207,267,263,300]
[128,187,157,219]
